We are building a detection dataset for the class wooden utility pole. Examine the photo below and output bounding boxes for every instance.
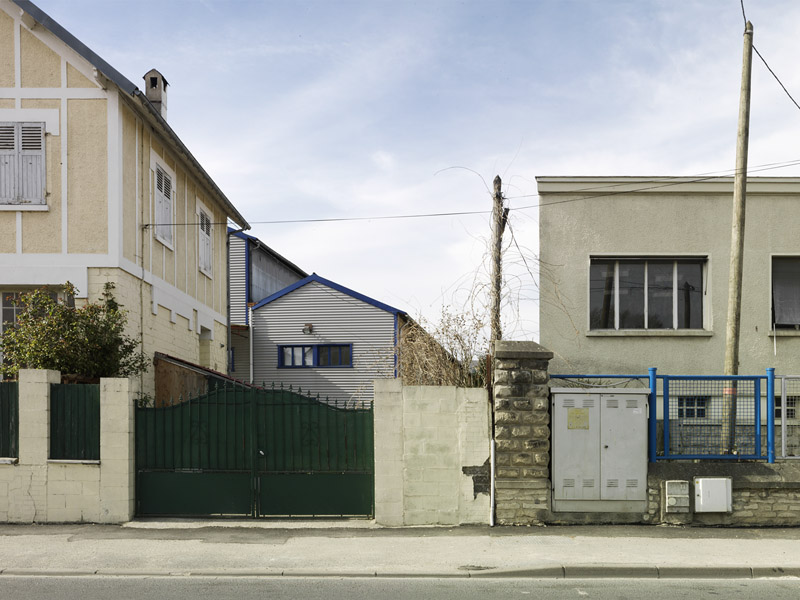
[721,21,754,454]
[490,175,508,346]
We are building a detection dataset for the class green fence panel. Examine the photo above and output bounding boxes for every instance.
[50,383,100,460]
[0,382,19,458]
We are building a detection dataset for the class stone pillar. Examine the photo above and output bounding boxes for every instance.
[99,377,138,523]
[493,341,553,525]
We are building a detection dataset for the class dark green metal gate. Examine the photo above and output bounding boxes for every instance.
[135,385,374,517]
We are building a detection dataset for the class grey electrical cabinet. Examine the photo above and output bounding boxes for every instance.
[551,388,649,513]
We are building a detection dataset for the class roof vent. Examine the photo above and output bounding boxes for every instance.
[143,68,168,120]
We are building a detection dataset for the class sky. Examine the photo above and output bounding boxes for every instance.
[36,0,800,343]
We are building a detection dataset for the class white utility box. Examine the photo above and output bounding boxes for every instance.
[664,480,690,513]
[694,477,732,513]
[551,388,649,513]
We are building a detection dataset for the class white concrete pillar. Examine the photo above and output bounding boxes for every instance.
[14,369,60,522]
[373,378,404,526]
[99,377,138,523]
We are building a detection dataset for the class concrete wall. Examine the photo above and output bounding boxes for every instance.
[374,379,491,526]
[0,369,137,523]
[538,176,800,377]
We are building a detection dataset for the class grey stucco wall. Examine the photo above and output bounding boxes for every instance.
[538,176,800,377]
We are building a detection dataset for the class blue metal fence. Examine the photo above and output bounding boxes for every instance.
[551,368,776,463]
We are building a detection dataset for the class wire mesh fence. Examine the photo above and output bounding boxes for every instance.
[664,376,762,459]
[776,376,800,458]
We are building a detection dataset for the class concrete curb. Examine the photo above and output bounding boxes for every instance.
[1,566,799,579]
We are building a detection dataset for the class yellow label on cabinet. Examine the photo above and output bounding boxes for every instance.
[567,408,590,430]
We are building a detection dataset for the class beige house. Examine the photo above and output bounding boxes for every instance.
[538,176,800,377]
[0,0,249,392]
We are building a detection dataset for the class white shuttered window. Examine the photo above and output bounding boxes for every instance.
[154,164,173,246]
[0,122,46,205]
[198,208,212,276]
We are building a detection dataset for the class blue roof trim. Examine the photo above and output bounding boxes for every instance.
[252,274,406,316]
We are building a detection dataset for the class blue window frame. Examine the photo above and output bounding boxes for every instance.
[278,344,352,368]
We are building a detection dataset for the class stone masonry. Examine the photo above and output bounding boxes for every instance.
[493,340,553,525]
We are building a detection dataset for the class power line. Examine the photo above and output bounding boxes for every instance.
[740,0,800,112]
[142,158,800,228]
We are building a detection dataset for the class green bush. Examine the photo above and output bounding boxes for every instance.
[0,282,148,380]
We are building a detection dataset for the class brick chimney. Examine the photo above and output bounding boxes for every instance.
[143,68,168,120]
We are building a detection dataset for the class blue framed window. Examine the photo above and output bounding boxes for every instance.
[278,344,352,368]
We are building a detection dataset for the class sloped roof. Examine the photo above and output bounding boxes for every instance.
[251,274,406,316]
[12,0,249,229]
[227,227,307,279]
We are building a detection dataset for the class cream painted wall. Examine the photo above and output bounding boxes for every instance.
[538,177,800,377]
[67,98,107,253]
[0,7,12,87]
[19,27,60,87]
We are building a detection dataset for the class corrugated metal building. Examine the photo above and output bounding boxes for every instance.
[251,275,406,403]
[227,229,306,376]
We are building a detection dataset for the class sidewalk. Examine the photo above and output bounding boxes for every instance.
[1,521,800,579]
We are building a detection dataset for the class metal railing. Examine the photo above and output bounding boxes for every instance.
[776,375,800,459]
[551,368,776,463]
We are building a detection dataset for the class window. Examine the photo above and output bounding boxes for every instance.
[154,164,173,246]
[590,258,704,330]
[775,396,798,420]
[0,122,45,205]
[278,344,353,368]
[198,208,212,276]
[677,396,708,419]
[772,258,800,329]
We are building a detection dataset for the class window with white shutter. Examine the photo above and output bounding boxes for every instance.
[154,164,173,246]
[198,208,212,277]
[0,122,46,205]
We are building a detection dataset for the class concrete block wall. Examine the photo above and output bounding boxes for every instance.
[0,369,137,523]
[374,379,491,526]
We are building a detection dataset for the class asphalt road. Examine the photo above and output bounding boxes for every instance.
[1,577,799,600]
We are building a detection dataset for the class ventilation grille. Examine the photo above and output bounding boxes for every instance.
[606,398,619,408]
[627,399,640,409]
[606,479,619,488]
[562,479,575,488]
[0,125,13,150]
[582,479,595,488]
[626,479,639,488]
[562,399,575,408]
[583,399,595,408]
[21,125,43,151]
